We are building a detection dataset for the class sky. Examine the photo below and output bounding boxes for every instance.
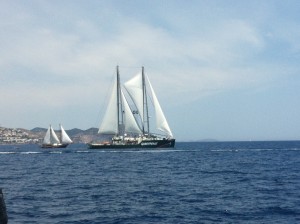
[1,0,300,141]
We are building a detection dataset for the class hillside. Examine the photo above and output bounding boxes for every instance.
[0,127,99,144]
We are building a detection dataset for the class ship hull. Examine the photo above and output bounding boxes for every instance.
[88,139,175,149]
[41,144,69,149]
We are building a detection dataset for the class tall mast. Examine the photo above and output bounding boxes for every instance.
[142,66,150,135]
[116,66,120,136]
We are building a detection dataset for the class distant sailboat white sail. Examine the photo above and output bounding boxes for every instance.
[88,66,175,149]
[41,124,72,148]
[43,125,60,145]
[60,124,73,144]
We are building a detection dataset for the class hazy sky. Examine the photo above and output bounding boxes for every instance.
[1,0,300,141]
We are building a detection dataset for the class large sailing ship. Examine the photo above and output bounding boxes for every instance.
[88,66,175,149]
[41,124,73,148]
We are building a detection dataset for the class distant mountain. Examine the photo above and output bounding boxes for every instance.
[83,128,98,135]
[31,127,47,132]
[26,127,99,143]
[65,128,98,136]
[67,128,84,136]
[66,128,99,143]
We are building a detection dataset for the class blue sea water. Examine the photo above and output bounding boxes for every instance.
[0,141,300,223]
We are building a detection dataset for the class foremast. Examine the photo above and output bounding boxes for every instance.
[142,66,150,136]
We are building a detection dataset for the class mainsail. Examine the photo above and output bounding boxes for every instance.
[121,89,142,134]
[43,125,60,145]
[123,73,144,125]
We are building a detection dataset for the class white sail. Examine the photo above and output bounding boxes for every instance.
[99,78,119,134]
[123,73,144,124]
[50,126,60,144]
[121,89,142,134]
[43,126,51,144]
[43,125,60,144]
[60,124,73,144]
[146,75,173,137]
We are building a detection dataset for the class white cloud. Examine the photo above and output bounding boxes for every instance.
[0,11,277,110]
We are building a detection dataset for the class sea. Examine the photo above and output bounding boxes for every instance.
[0,141,300,224]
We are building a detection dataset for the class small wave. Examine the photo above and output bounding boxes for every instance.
[0,151,17,154]
[210,148,300,152]
[202,170,248,175]
[211,149,239,152]
[49,151,63,154]
[122,149,179,153]
[20,151,42,154]
[148,149,187,153]
[252,148,275,151]
[289,148,300,151]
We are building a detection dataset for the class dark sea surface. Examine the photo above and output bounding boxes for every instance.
[1,141,300,224]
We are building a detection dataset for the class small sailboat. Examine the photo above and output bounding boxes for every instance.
[88,66,175,149]
[41,124,73,148]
